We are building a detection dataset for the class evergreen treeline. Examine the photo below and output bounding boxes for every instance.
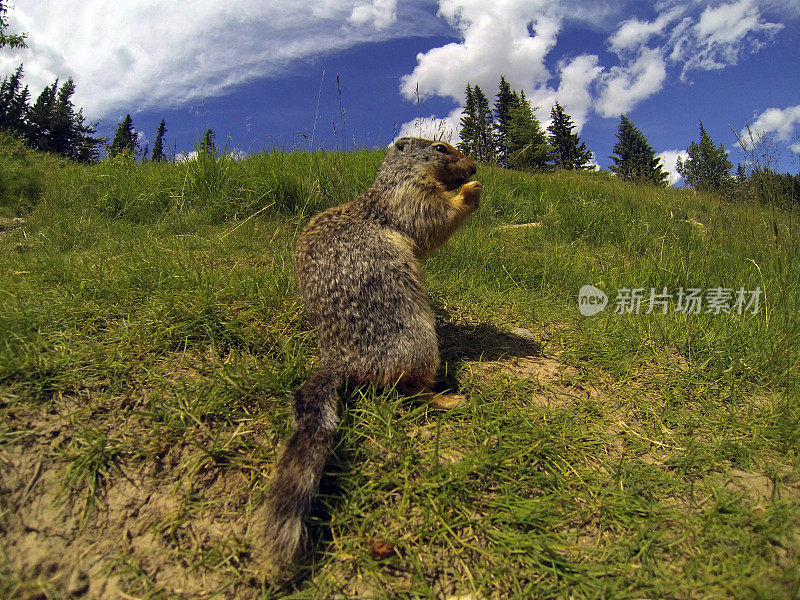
[744,168,800,209]
[676,121,800,208]
[1,44,798,206]
[459,76,597,173]
[0,65,176,163]
[0,65,104,162]
[457,77,672,186]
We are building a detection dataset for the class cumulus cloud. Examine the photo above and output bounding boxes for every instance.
[606,1,782,82]
[0,0,432,119]
[656,149,689,186]
[527,54,602,132]
[609,7,684,52]
[7,0,793,153]
[595,47,667,117]
[396,108,463,144]
[554,55,603,128]
[746,105,800,142]
[399,0,784,139]
[398,1,607,137]
[400,0,562,103]
[348,0,399,29]
[695,0,776,45]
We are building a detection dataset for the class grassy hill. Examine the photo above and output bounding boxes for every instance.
[1,131,798,599]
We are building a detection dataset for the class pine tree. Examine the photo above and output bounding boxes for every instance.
[458,83,478,158]
[736,163,747,182]
[548,102,593,170]
[506,93,551,171]
[50,78,79,157]
[0,64,29,136]
[609,114,667,186]
[494,75,518,167]
[0,0,26,49]
[458,83,496,163]
[52,79,102,162]
[472,85,496,164]
[25,82,58,152]
[74,118,104,164]
[676,122,733,191]
[151,118,167,162]
[108,114,138,157]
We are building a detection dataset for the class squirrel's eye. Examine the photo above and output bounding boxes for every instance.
[434,144,449,154]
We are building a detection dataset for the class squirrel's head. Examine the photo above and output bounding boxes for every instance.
[386,138,477,191]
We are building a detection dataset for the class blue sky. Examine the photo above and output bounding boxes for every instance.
[3,0,799,184]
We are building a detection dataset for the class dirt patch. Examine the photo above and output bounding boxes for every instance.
[493,222,542,231]
[0,217,25,241]
[0,216,25,231]
[467,355,601,408]
[0,400,271,599]
[483,356,578,384]
[721,466,800,504]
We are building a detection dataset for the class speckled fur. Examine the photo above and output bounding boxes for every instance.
[255,137,481,574]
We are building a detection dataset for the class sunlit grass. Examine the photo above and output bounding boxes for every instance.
[0,138,798,599]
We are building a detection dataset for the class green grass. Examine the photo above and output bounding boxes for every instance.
[0,132,798,599]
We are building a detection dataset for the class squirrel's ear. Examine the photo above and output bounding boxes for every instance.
[394,138,409,152]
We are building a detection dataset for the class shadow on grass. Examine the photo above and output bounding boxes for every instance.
[436,316,543,393]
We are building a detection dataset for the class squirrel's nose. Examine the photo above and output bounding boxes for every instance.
[468,164,477,176]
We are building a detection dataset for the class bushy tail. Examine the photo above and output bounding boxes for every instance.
[257,365,342,572]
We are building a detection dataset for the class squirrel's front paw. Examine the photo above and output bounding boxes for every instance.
[459,180,482,208]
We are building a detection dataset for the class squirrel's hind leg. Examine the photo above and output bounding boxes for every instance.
[396,373,467,410]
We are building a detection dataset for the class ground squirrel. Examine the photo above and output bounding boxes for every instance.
[255,137,482,573]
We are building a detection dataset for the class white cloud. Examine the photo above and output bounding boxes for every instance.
[348,0,398,29]
[656,149,689,186]
[746,105,800,142]
[606,1,784,81]
[7,0,794,153]
[677,0,783,77]
[398,1,606,138]
[175,150,198,163]
[400,0,562,104]
[514,54,603,133]
[396,107,463,144]
[595,47,667,117]
[551,54,603,131]
[398,0,784,137]
[695,0,773,45]
[609,7,684,52]
[0,1,433,119]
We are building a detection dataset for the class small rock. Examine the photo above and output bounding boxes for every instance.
[510,327,537,342]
